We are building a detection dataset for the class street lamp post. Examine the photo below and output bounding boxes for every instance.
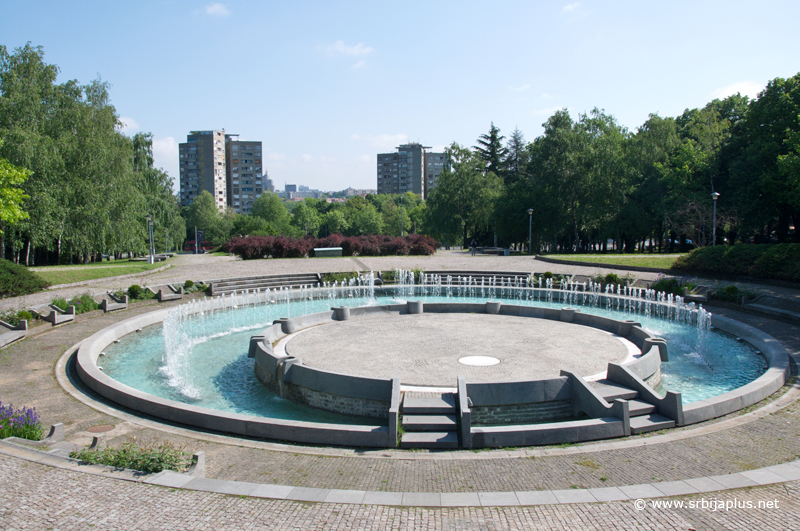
[527,208,534,256]
[146,214,154,264]
[711,192,720,246]
[165,228,168,254]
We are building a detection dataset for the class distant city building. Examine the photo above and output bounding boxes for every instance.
[225,134,264,214]
[285,184,298,193]
[376,143,445,199]
[344,187,377,196]
[179,130,227,210]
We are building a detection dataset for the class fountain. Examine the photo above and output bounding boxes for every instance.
[74,270,790,448]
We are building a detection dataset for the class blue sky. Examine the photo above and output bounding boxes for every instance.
[3,1,799,192]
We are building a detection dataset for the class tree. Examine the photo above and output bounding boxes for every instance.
[251,193,290,232]
[291,200,321,236]
[0,141,30,232]
[425,142,503,246]
[324,208,350,235]
[504,127,528,185]
[186,191,229,245]
[474,122,509,182]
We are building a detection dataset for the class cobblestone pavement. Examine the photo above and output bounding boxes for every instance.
[1,255,799,529]
[1,454,798,530]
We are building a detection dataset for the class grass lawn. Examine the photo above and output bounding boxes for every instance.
[542,254,685,270]
[30,260,168,285]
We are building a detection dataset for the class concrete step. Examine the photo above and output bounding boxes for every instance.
[628,399,656,417]
[402,395,456,415]
[590,379,639,401]
[402,414,457,431]
[400,431,459,449]
[630,414,676,434]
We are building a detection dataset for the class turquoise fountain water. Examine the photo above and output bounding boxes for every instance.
[101,272,766,424]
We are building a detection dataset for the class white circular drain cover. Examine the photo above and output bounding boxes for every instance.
[458,356,500,366]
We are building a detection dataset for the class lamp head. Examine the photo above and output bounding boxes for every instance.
[527,208,534,216]
[711,192,720,201]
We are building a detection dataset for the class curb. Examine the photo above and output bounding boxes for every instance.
[534,255,676,274]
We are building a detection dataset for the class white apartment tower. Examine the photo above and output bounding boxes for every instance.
[179,130,227,210]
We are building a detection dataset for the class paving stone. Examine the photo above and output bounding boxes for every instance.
[183,477,259,496]
[740,468,790,485]
[362,491,403,506]
[552,489,598,504]
[402,492,441,506]
[587,486,629,502]
[618,483,664,499]
[144,471,195,488]
[323,489,366,504]
[286,486,329,502]
[651,480,699,496]
[478,492,519,506]
[706,473,759,489]
[684,476,729,492]
[249,483,294,499]
[440,492,480,506]
[515,490,559,505]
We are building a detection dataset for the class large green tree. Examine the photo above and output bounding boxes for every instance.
[425,142,503,246]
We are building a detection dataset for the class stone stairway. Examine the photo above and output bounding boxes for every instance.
[208,273,323,296]
[590,379,676,435]
[400,392,459,449]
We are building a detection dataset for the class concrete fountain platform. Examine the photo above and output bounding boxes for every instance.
[284,313,634,386]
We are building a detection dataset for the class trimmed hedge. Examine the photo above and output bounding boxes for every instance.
[0,260,50,298]
[672,244,800,283]
[222,234,440,260]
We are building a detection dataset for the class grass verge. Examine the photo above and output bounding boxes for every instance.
[542,254,685,269]
[33,261,167,285]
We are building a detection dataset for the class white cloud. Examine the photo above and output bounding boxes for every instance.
[323,40,374,56]
[509,84,531,92]
[541,93,552,99]
[531,107,562,116]
[301,154,312,161]
[204,3,230,17]
[350,133,409,151]
[118,116,139,134]
[350,60,367,70]
[710,80,763,100]
[562,3,589,17]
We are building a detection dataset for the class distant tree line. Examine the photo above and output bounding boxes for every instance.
[426,73,800,253]
[186,189,427,247]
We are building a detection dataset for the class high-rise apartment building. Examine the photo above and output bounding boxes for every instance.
[376,143,445,199]
[179,130,227,210]
[225,134,264,214]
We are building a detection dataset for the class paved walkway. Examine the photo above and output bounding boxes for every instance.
[1,254,799,529]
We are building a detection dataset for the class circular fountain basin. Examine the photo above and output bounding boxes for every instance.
[75,285,789,448]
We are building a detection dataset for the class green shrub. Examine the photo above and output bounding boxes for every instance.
[381,270,396,283]
[126,285,154,300]
[0,260,50,298]
[323,271,359,284]
[50,297,69,311]
[650,275,696,296]
[17,310,33,321]
[712,285,756,302]
[591,273,633,288]
[68,293,99,314]
[183,280,194,289]
[542,271,554,279]
[673,244,800,282]
[70,436,191,474]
